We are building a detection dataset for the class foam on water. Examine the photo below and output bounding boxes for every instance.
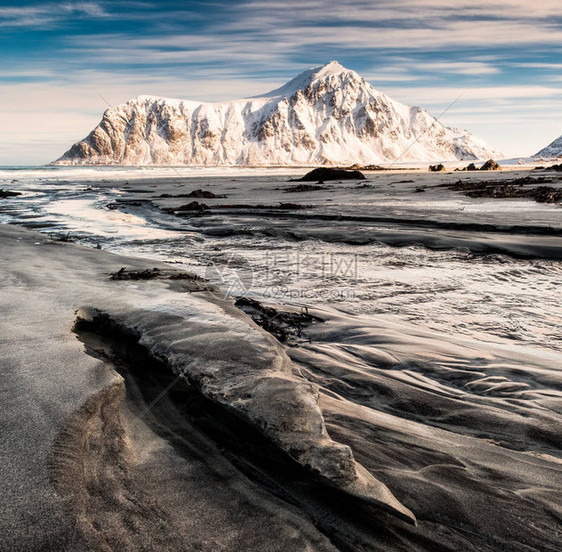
[1,166,561,356]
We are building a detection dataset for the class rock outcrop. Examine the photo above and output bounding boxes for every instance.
[480,159,502,171]
[294,167,366,182]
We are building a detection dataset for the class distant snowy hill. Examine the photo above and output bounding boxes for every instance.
[54,61,500,166]
[534,135,562,158]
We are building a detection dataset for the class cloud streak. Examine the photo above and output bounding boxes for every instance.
[0,0,561,162]
[0,2,108,28]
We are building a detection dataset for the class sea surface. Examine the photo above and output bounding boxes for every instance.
[2,165,561,352]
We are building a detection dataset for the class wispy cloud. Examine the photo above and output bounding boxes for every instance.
[238,0,562,23]
[415,62,500,76]
[0,2,108,28]
[387,85,562,105]
[1,0,561,162]
[511,62,562,69]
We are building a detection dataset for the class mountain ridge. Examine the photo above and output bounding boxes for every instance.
[54,62,501,166]
[534,134,562,158]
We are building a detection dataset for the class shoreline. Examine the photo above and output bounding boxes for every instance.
[3,156,561,173]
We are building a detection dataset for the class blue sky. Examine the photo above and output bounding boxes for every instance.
[1,0,561,164]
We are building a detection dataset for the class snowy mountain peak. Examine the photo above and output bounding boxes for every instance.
[54,62,500,166]
[534,134,562,158]
[311,60,353,79]
[257,61,360,99]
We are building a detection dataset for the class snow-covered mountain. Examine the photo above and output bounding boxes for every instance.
[54,61,500,166]
[534,135,562,158]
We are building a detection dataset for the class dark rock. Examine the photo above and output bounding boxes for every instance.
[528,186,562,203]
[0,189,21,199]
[465,184,518,199]
[292,168,365,182]
[106,200,145,210]
[111,267,160,280]
[217,203,312,210]
[168,202,314,215]
[480,159,502,171]
[235,296,324,345]
[429,164,446,172]
[158,189,226,199]
[175,201,210,211]
[110,267,210,283]
[282,183,328,193]
[440,177,562,203]
[51,232,74,243]
[360,164,386,171]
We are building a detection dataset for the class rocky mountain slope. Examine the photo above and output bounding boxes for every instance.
[534,134,562,158]
[54,61,500,166]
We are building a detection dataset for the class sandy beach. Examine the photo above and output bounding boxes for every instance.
[0,223,346,550]
[1,166,561,550]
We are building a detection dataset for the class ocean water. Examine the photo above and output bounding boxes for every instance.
[1,166,561,353]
